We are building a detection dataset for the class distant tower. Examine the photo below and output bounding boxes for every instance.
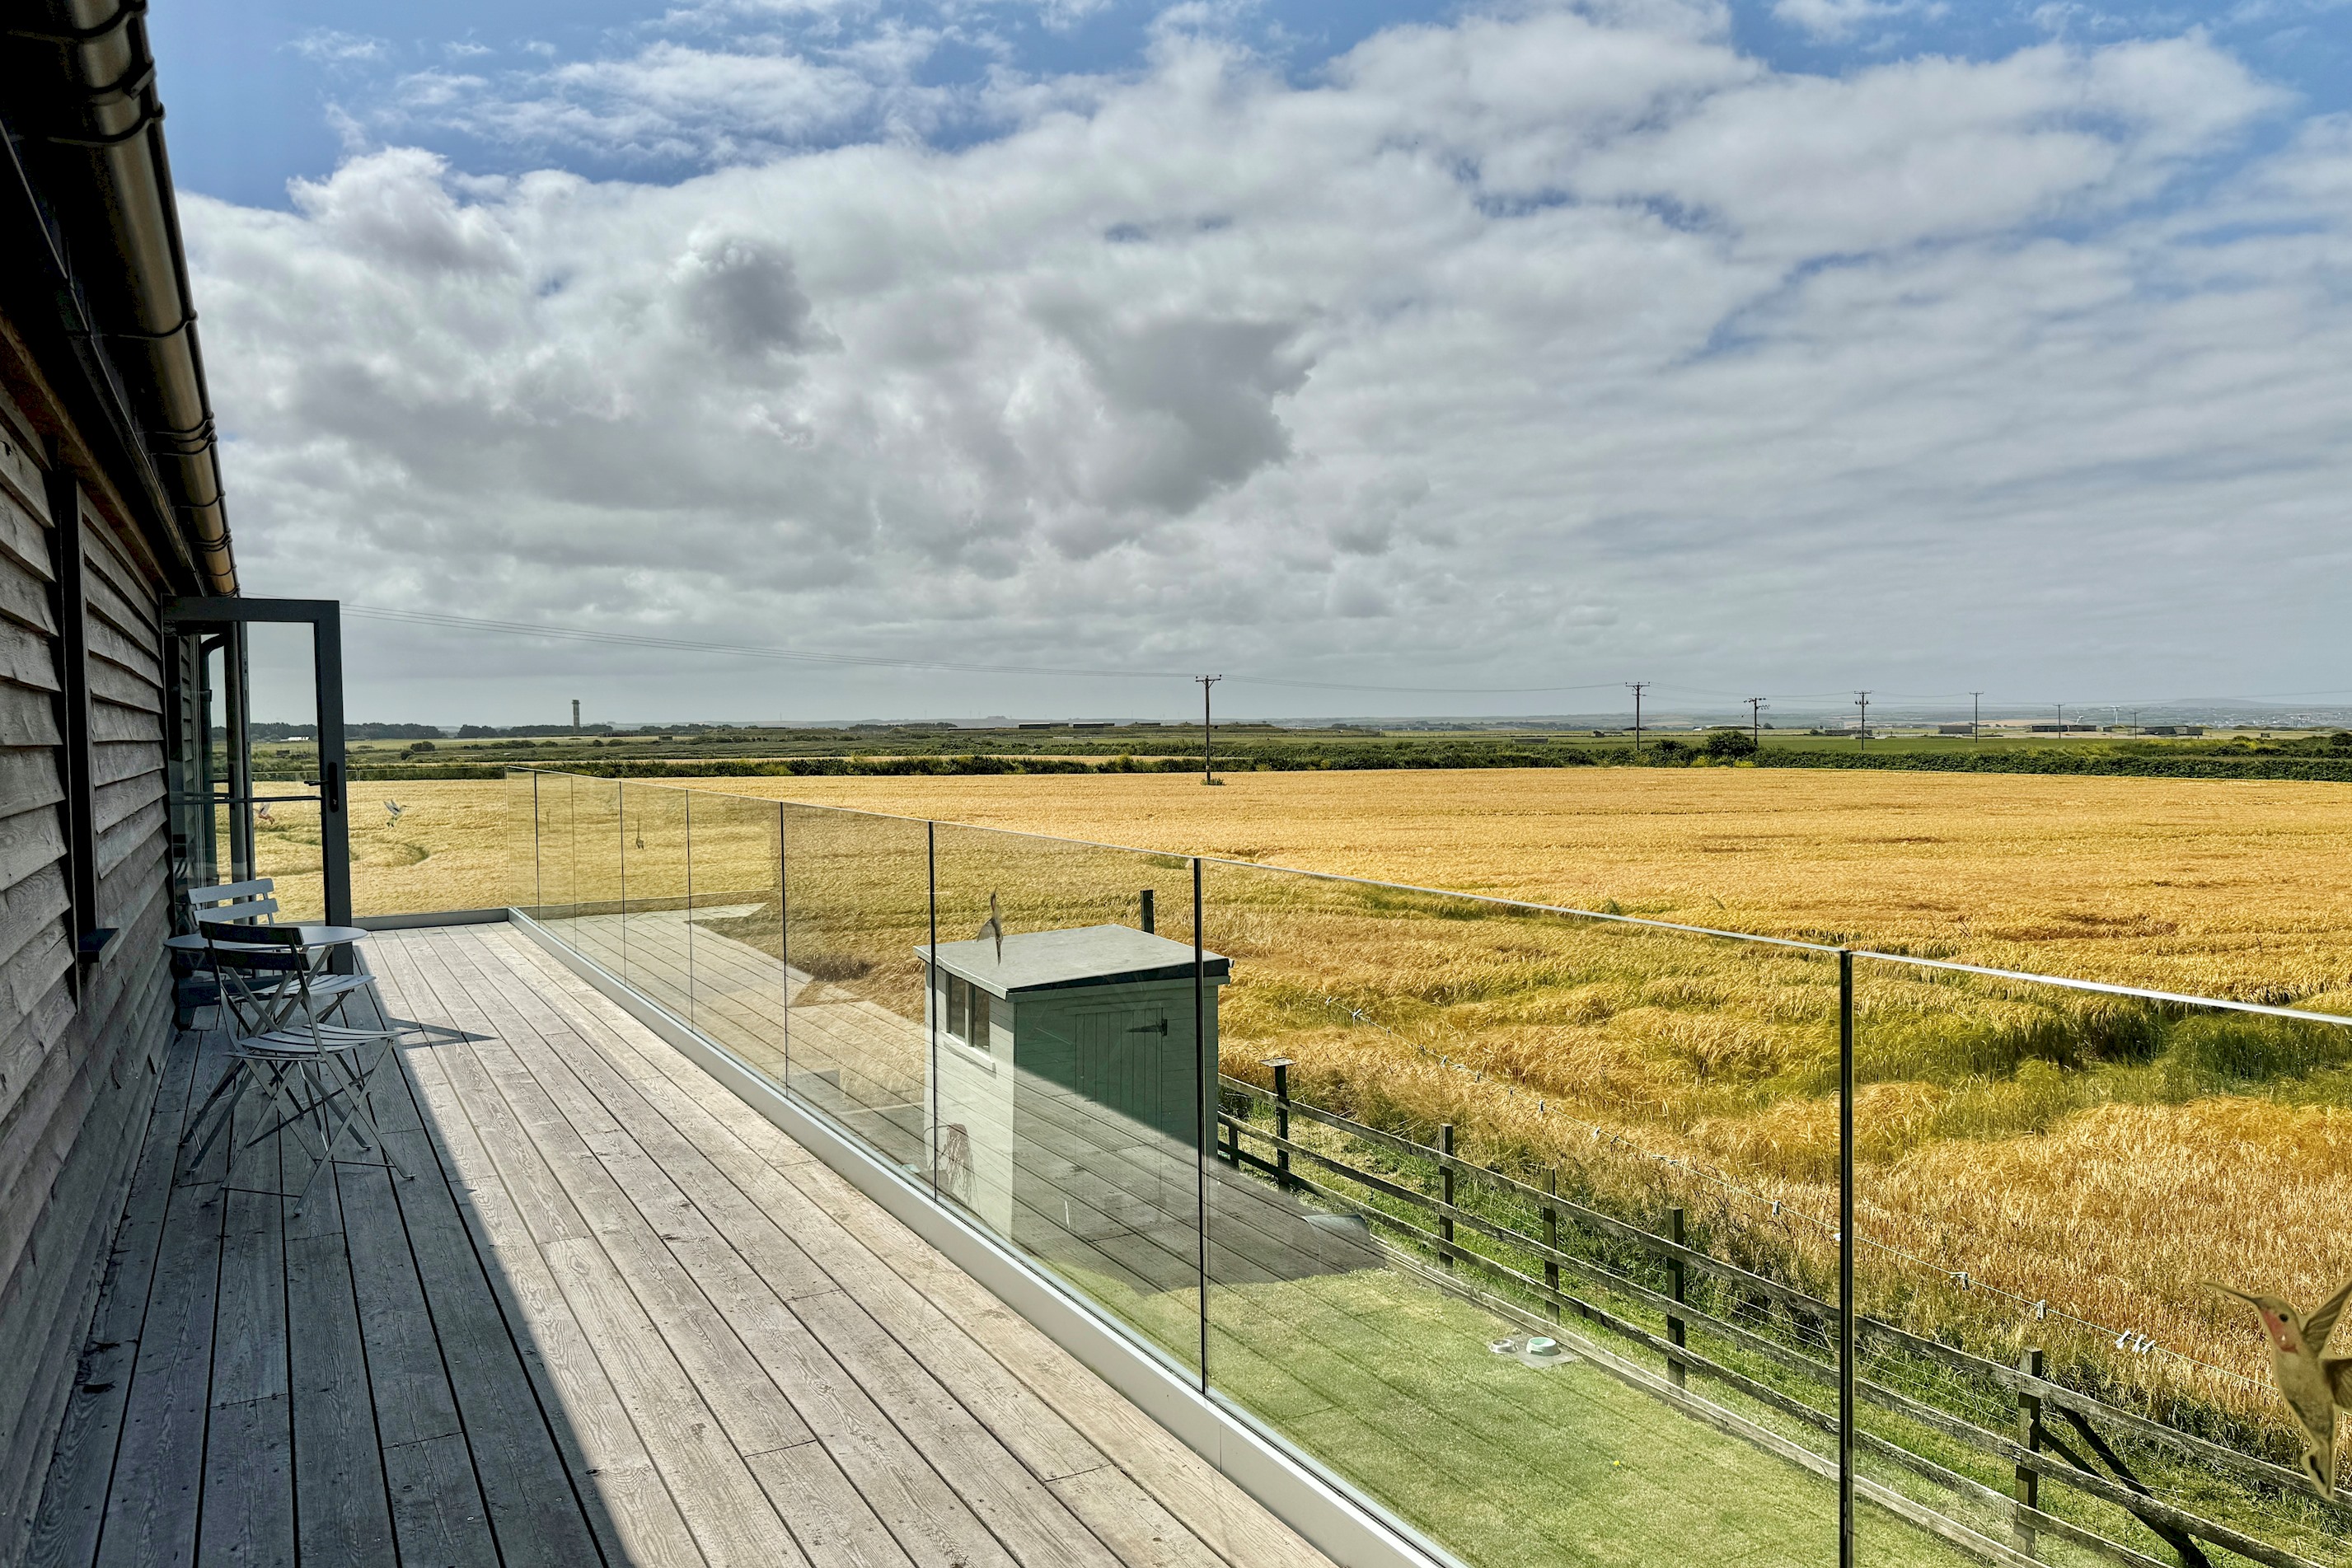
[572,698,580,733]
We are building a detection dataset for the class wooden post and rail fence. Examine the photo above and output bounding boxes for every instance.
[1216,1073,2345,1568]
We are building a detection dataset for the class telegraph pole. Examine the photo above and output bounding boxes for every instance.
[1746,696,1768,755]
[2055,702,2064,734]
[1626,681,1648,756]
[1853,691,1871,752]
[1196,675,1223,785]
[1970,690,1981,741]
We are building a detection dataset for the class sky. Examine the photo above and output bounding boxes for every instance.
[151,0,2352,725]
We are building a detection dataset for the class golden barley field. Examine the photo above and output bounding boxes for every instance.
[682,767,2352,1001]
[297,766,2352,1477]
[333,767,2352,1001]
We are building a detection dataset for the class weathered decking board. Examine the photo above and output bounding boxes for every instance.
[26,923,1333,1568]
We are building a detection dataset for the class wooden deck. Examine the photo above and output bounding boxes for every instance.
[26,923,1334,1568]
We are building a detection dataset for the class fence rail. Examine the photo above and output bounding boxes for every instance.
[1218,1075,2336,1568]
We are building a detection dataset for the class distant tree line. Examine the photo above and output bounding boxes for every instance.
[340,724,2352,784]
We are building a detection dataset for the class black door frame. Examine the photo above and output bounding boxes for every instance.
[161,597,350,926]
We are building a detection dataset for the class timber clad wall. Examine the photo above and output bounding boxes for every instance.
[0,362,177,1561]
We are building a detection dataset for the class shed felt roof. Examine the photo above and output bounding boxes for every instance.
[917,924,1230,996]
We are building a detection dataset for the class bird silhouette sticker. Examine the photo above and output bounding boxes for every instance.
[935,1122,972,1205]
[2206,1275,2352,1495]
[975,891,1004,962]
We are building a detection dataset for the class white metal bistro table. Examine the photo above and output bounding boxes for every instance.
[166,922,372,956]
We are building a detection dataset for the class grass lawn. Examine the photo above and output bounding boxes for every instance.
[1061,1252,1978,1568]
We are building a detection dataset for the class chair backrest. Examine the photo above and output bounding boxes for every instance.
[199,920,309,948]
[200,919,321,1039]
[189,879,279,926]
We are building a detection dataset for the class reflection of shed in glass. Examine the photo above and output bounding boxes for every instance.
[918,925,1227,1238]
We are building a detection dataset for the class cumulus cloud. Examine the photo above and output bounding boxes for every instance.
[675,233,832,358]
[185,3,2352,718]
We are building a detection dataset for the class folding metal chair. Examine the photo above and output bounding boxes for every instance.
[175,923,412,1212]
[179,878,377,1022]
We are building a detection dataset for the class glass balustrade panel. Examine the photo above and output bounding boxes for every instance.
[621,782,693,1021]
[1202,858,1860,1568]
[777,802,933,1176]
[1853,954,2352,1568]
[561,776,625,974]
[686,790,787,1088]
[930,819,1206,1378]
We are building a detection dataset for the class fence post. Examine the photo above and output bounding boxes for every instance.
[1543,1168,1560,1323]
[1439,1123,1455,1269]
[1838,948,1855,1568]
[789,803,799,1086]
[1192,857,1209,1394]
[925,820,938,1201]
[1267,1059,1293,1190]
[1667,1205,1687,1389]
[2016,1347,2044,1553]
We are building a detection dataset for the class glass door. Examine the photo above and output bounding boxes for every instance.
[162,598,349,925]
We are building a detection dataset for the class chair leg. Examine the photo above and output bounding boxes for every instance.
[286,1060,338,1217]
[243,1059,349,1150]
[174,1067,252,1186]
[177,1059,242,1154]
[254,1057,331,1199]
[322,1046,410,1180]
[274,1059,372,1160]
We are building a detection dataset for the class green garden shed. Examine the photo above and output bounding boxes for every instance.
[916,924,1230,1236]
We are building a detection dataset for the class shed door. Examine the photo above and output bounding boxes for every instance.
[1066,998,1197,1150]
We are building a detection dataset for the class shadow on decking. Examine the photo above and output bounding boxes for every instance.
[25,976,631,1568]
[29,924,1366,1568]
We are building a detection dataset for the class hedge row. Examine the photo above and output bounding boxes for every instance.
[334,746,2352,784]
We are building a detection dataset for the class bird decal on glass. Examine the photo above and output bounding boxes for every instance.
[975,891,1004,962]
[2205,1275,2352,1495]
[936,1121,972,1205]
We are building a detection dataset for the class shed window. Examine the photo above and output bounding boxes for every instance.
[937,970,991,1048]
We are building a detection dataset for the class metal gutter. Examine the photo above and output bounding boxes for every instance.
[3,0,236,592]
